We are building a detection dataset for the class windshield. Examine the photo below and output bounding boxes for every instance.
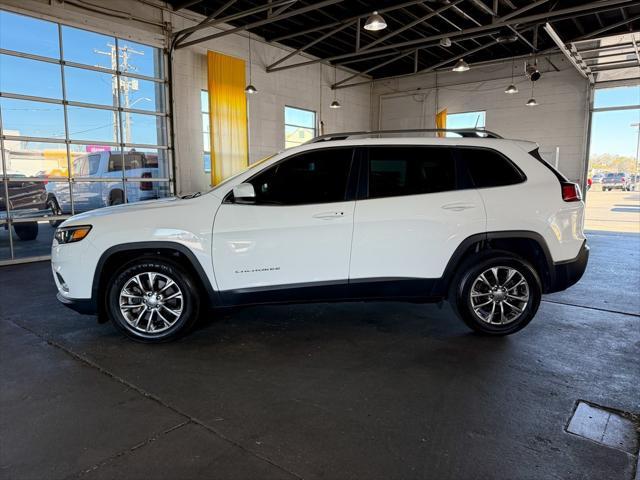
[207,153,277,193]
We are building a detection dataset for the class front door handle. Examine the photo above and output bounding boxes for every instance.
[441,203,476,212]
[313,211,345,220]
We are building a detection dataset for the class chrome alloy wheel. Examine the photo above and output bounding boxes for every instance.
[469,266,529,325]
[119,272,183,334]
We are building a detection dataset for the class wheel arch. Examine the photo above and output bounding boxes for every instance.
[439,231,555,295]
[92,242,219,320]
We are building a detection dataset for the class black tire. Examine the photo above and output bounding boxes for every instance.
[13,222,38,241]
[109,189,124,206]
[48,196,64,227]
[106,258,200,343]
[448,252,542,336]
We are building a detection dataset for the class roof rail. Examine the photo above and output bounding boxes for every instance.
[307,128,502,143]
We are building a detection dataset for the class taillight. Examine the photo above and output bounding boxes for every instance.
[140,172,152,191]
[561,182,581,202]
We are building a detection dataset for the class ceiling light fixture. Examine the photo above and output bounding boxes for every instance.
[526,81,538,106]
[330,65,341,109]
[452,58,470,72]
[364,11,387,31]
[505,59,518,94]
[440,37,452,48]
[245,32,258,94]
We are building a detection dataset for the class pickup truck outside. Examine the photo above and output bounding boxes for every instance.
[0,170,50,240]
[601,172,630,191]
[47,150,167,214]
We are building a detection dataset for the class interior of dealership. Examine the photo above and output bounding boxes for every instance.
[0,0,639,478]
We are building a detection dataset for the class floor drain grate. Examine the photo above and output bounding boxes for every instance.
[566,401,639,455]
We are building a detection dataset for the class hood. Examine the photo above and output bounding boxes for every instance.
[61,196,189,227]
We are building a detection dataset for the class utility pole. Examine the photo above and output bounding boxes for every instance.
[94,43,144,145]
[632,122,640,176]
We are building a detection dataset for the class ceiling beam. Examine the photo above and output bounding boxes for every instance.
[331,40,498,89]
[267,20,356,70]
[172,0,202,11]
[359,0,465,52]
[267,0,636,73]
[173,0,295,39]
[332,2,640,90]
[176,0,345,49]
[333,49,417,88]
[268,0,435,43]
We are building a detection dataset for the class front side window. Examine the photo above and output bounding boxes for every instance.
[247,148,353,205]
[458,148,525,188]
[367,146,456,199]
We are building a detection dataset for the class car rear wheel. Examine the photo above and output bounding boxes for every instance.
[107,258,200,342]
[449,253,541,335]
[13,222,38,241]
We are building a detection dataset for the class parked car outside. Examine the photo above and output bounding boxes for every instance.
[0,170,51,240]
[592,173,605,184]
[52,131,589,343]
[46,150,167,216]
[601,172,628,191]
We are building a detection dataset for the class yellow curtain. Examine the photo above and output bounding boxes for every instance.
[207,51,249,185]
[435,108,447,137]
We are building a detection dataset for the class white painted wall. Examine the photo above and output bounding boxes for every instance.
[1,0,371,194]
[370,56,590,183]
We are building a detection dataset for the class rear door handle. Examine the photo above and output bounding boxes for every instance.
[313,211,346,220]
[441,203,476,212]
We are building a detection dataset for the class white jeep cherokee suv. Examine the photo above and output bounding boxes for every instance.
[52,130,589,342]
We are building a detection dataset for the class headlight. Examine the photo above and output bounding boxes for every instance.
[55,225,92,244]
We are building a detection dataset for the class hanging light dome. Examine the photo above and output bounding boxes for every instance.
[364,11,387,31]
[526,81,538,106]
[505,84,518,94]
[245,84,258,94]
[452,58,470,72]
[245,33,258,95]
[330,99,341,109]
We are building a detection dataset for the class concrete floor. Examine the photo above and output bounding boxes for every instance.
[584,190,640,234]
[0,231,638,480]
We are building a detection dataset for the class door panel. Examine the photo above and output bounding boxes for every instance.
[213,202,354,292]
[349,145,486,286]
[212,146,356,295]
[349,189,485,281]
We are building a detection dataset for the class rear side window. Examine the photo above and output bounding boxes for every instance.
[248,147,353,205]
[458,147,525,188]
[528,147,567,182]
[367,146,456,199]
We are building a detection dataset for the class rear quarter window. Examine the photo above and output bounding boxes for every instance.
[457,147,526,188]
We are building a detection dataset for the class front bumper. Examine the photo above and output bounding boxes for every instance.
[547,241,589,293]
[56,292,97,315]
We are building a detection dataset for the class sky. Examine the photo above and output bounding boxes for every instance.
[0,9,164,147]
[590,86,640,159]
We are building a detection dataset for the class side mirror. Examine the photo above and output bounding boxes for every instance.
[232,183,256,200]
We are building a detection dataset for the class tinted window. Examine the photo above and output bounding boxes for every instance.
[459,148,524,188]
[368,146,455,199]
[248,148,353,205]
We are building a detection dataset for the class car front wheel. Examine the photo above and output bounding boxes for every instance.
[449,253,541,335]
[106,258,200,342]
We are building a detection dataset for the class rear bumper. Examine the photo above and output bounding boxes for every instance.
[56,292,97,315]
[547,241,589,293]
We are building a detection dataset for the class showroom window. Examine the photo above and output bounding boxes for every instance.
[201,90,211,173]
[446,111,486,136]
[0,9,171,264]
[284,106,316,149]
